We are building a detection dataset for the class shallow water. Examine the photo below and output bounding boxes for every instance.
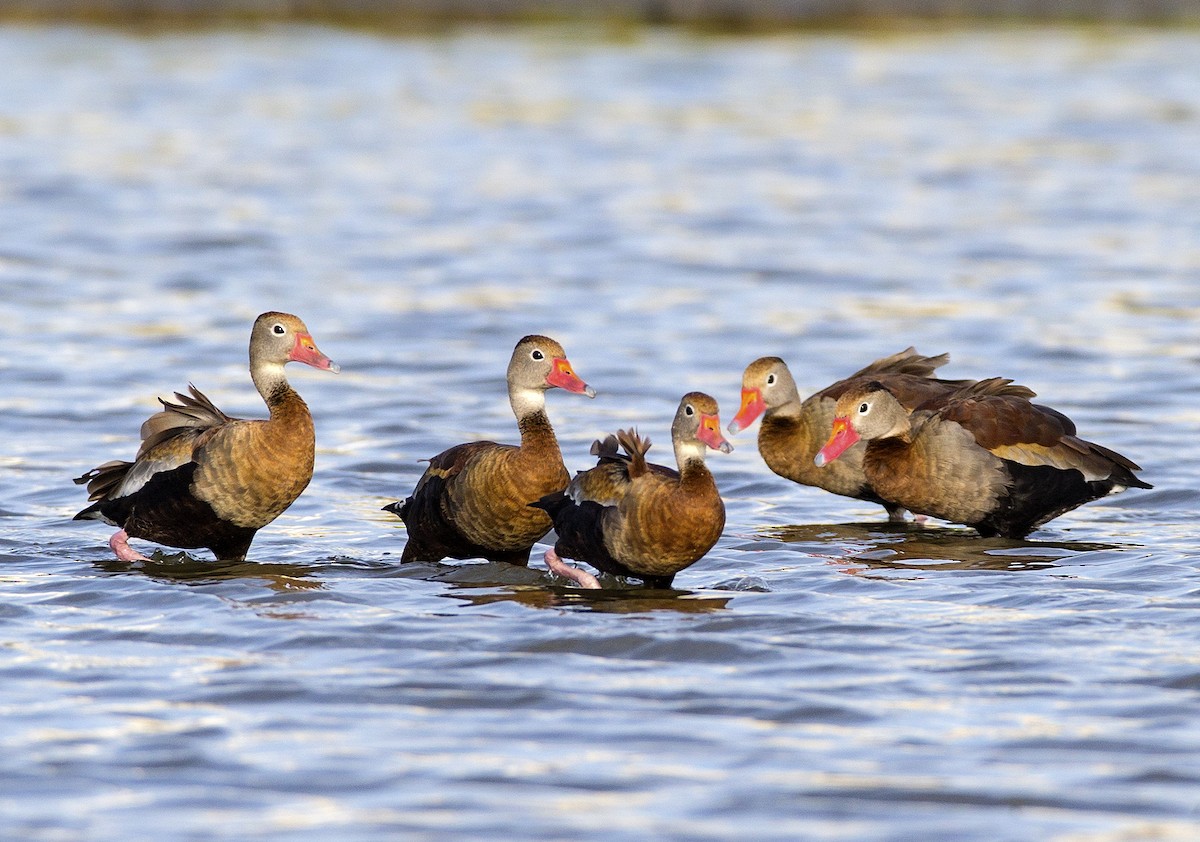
[2,22,1199,840]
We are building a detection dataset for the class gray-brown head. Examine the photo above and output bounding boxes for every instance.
[728,357,802,434]
[673,391,734,467]
[814,382,909,467]
[507,335,595,417]
[249,312,339,395]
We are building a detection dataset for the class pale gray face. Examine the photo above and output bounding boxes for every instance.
[508,335,567,390]
[758,360,800,410]
[674,391,733,455]
[729,356,803,434]
[508,335,594,397]
[250,311,338,372]
[838,388,907,440]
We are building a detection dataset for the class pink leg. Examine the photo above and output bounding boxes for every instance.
[544,549,602,589]
[109,530,152,562]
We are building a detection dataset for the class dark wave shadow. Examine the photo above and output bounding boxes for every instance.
[444,583,733,614]
[371,557,730,611]
[92,551,325,592]
[756,521,1124,572]
[378,558,550,587]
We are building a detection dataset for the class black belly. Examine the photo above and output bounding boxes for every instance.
[975,461,1115,539]
[90,463,259,560]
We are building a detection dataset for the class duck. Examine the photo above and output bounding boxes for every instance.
[727,348,976,520]
[384,335,595,565]
[814,377,1153,538]
[533,391,731,589]
[74,311,339,561]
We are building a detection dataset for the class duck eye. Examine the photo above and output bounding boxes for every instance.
[684,405,695,416]
[766,374,776,385]
[273,324,286,336]
[858,402,869,414]
[531,349,544,361]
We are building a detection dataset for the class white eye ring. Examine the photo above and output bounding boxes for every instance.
[273,324,287,335]
[531,349,544,361]
[858,402,869,414]
[766,374,776,385]
[684,405,695,416]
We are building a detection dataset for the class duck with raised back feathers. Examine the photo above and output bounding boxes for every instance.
[74,312,339,561]
[814,378,1152,538]
[728,348,974,520]
[533,392,732,589]
[384,335,595,566]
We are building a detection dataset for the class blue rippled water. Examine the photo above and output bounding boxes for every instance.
[1,23,1199,841]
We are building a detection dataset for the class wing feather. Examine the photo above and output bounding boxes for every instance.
[76,384,237,501]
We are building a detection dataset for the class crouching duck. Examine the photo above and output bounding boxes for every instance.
[814,378,1152,538]
[384,335,595,565]
[74,312,339,561]
[728,348,974,520]
[533,392,731,589]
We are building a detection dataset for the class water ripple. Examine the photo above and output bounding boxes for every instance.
[2,23,1199,842]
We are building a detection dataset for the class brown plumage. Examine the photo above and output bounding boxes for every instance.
[814,378,1152,538]
[384,335,595,565]
[73,312,339,561]
[727,349,980,519]
[533,392,732,589]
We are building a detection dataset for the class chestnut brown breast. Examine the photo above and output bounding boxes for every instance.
[395,410,568,565]
[535,398,731,589]
[193,390,316,529]
[602,462,725,579]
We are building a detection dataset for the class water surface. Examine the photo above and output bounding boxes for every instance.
[2,24,1199,840]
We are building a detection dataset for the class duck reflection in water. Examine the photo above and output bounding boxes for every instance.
[760,521,1121,575]
[445,582,734,614]
[92,552,324,593]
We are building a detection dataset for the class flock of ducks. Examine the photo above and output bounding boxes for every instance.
[73,311,1152,589]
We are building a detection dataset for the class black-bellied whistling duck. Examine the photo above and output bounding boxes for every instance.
[533,392,732,589]
[74,312,339,561]
[814,378,1152,538]
[727,348,978,520]
[384,335,595,566]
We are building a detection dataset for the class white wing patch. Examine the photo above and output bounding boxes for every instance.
[114,448,195,497]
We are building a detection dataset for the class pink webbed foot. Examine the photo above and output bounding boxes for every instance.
[109,530,152,562]
[544,549,602,589]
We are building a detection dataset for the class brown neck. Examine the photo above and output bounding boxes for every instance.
[760,413,812,458]
[758,415,816,474]
[517,409,561,457]
[678,457,715,493]
[864,435,910,469]
[263,381,313,428]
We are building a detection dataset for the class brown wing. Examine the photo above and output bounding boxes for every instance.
[914,377,1037,412]
[75,384,235,502]
[940,392,1065,450]
[411,440,504,499]
[822,372,976,411]
[846,347,950,380]
[569,429,675,507]
[817,348,974,408]
[568,462,632,507]
[935,389,1142,482]
[138,384,238,458]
